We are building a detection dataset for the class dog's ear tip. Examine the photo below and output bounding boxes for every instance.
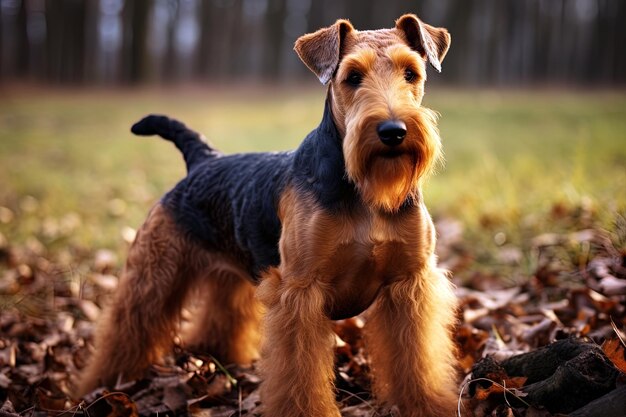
[395,13,418,26]
[317,70,333,85]
[428,55,442,72]
[396,14,450,71]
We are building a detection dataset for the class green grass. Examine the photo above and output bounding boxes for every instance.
[427,90,626,230]
[0,87,625,262]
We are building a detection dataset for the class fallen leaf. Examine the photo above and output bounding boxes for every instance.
[94,249,118,272]
[78,299,101,322]
[473,376,528,401]
[598,276,626,296]
[601,338,626,373]
[105,392,139,417]
[91,273,119,291]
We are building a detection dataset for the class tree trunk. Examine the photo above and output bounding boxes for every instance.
[262,0,286,80]
[194,0,212,80]
[16,0,29,78]
[45,0,86,84]
[121,0,151,84]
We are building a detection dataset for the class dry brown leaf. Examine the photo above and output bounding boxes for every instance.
[598,276,626,296]
[36,387,67,411]
[333,317,364,348]
[521,318,556,346]
[91,273,119,291]
[79,299,101,322]
[473,376,528,401]
[104,392,139,417]
[94,249,118,272]
[601,338,626,373]
[459,354,476,374]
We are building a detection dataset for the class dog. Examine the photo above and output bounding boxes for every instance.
[78,14,458,417]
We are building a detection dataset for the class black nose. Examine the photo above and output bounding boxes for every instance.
[377,120,406,146]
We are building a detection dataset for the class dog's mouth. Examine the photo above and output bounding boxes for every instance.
[377,149,405,159]
[374,148,411,159]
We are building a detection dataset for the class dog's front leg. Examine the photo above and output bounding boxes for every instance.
[366,262,458,417]
[257,267,340,417]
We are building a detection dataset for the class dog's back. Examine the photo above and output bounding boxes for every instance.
[162,150,292,278]
[132,114,293,278]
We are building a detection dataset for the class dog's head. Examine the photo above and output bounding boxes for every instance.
[295,15,450,212]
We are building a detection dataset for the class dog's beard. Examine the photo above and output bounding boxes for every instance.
[343,108,441,212]
[362,151,419,211]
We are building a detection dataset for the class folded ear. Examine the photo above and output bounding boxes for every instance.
[395,14,451,73]
[294,19,354,84]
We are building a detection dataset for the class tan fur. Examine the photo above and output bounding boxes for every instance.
[79,14,456,417]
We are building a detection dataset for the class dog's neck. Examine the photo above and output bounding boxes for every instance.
[292,98,356,211]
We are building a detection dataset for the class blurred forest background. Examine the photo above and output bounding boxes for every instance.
[1,0,625,86]
[1,1,626,415]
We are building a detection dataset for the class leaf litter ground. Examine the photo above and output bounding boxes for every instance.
[0,202,625,417]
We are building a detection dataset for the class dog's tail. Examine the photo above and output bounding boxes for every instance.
[131,114,218,172]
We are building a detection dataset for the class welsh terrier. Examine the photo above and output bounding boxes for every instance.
[78,14,458,417]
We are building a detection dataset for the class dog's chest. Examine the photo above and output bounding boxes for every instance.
[322,214,424,319]
[279,188,432,319]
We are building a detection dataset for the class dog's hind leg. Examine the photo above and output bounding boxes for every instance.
[183,261,263,365]
[77,204,201,396]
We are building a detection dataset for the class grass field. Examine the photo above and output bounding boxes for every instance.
[0,87,625,266]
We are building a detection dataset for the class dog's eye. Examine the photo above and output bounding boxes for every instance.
[346,71,363,87]
[404,68,418,83]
